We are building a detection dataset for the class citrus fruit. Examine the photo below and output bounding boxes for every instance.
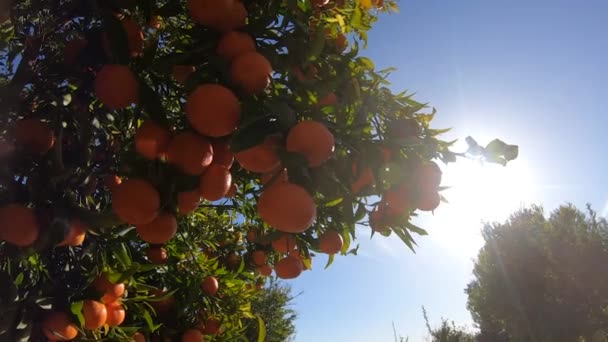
[187,0,234,27]
[286,120,335,167]
[246,230,256,243]
[318,92,338,106]
[172,65,196,85]
[63,39,87,65]
[41,311,78,341]
[274,255,303,279]
[216,1,247,31]
[135,121,172,160]
[202,319,221,335]
[335,33,347,52]
[259,182,316,233]
[149,15,162,29]
[94,64,139,110]
[93,274,125,299]
[381,186,411,217]
[177,190,201,215]
[416,190,440,212]
[149,289,175,315]
[199,164,232,201]
[147,246,168,264]
[415,161,442,191]
[0,204,39,247]
[251,250,266,266]
[230,51,272,94]
[112,178,160,225]
[14,119,55,155]
[369,207,390,233]
[225,182,237,197]
[104,174,122,190]
[105,301,126,326]
[166,132,213,175]
[351,164,375,194]
[132,332,146,342]
[318,230,343,254]
[216,31,255,61]
[186,84,240,138]
[257,264,272,276]
[57,219,86,247]
[121,18,144,56]
[82,299,107,330]
[271,234,296,253]
[136,212,178,244]
[201,276,219,296]
[182,329,205,342]
[234,135,281,173]
[210,141,234,168]
[261,167,288,186]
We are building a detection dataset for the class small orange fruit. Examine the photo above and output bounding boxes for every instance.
[14,119,55,154]
[230,51,272,94]
[82,300,107,330]
[258,183,316,233]
[172,65,196,85]
[246,230,256,243]
[149,289,175,315]
[251,250,266,266]
[351,164,375,194]
[166,132,213,175]
[93,274,126,300]
[147,246,168,264]
[57,219,86,247]
[286,120,334,167]
[225,182,237,198]
[257,264,272,276]
[112,178,160,225]
[318,92,338,106]
[121,18,144,56]
[274,255,303,279]
[234,135,281,173]
[381,186,411,217]
[136,212,177,244]
[202,318,221,335]
[186,84,241,138]
[211,141,234,168]
[318,230,343,254]
[135,121,172,160]
[261,167,288,186]
[216,31,255,61]
[177,190,201,215]
[187,0,234,27]
[182,329,205,342]
[415,161,442,191]
[335,33,347,52]
[216,1,247,31]
[199,164,232,201]
[271,234,296,253]
[105,301,126,327]
[369,206,390,233]
[0,204,39,247]
[41,311,79,341]
[132,332,146,342]
[416,190,441,212]
[201,276,219,296]
[94,65,139,110]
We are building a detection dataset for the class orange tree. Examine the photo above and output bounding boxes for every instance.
[0,0,517,341]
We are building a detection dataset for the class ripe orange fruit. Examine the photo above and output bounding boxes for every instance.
[57,219,86,247]
[372,0,384,8]
[187,0,234,27]
[258,183,316,233]
[261,167,288,186]
[380,145,393,162]
[369,207,390,233]
[318,230,343,254]
[122,18,144,56]
[149,289,175,315]
[14,119,55,154]
[351,164,375,194]
[112,178,160,225]
[286,120,335,167]
[132,332,146,342]
[104,174,122,190]
[202,319,221,335]
[63,39,87,65]
[381,186,411,217]
[274,255,303,279]
[166,132,213,175]
[199,164,232,201]
[201,276,219,296]
[0,204,39,247]
[211,141,234,168]
[94,65,139,110]
[291,64,318,82]
[182,329,205,342]
[135,121,172,160]
[136,212,177,244]
[172,65,196,85]
[216,31,255,61]
[318,92,338,106]
[230,51,272,94]
[225,182,237,198]
[149,15,162,29]
[82,299,107,330]
[257,264,272,276]
[216,1,247,31]
[271,234,296,253]
[42,311,78,341]
[186,84,241,138]
[251,250,266,266]
[93,274,125,300]
[105,301,126,327]
[416,190,440,212]
[246,230,256,243]
[177,190,201,215]
[415,161,442,191]
[335,33,347,52]
[234,135,281,173]
[147,246,168,264]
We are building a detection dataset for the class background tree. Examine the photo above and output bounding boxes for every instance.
[245,279,297,342]
[467,204,608,341]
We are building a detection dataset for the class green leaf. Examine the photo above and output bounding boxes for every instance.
[324,253,335,269]
[405,222,428,236]
[13,273,23,287]
[102,12,130,65]
[70,301,85,327]
[139,82,168,125]
[392,227,416,253]
[340,230,351,255]
[256,316,266,342]
[324,197,343,207]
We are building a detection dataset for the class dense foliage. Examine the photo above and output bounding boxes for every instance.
[467,205,608,341]
[0,0,517,340]
[244,279,296,342]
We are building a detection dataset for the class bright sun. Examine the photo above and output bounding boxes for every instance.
[422,156,536,255]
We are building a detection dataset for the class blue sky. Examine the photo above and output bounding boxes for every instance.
[290,1,608,341]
